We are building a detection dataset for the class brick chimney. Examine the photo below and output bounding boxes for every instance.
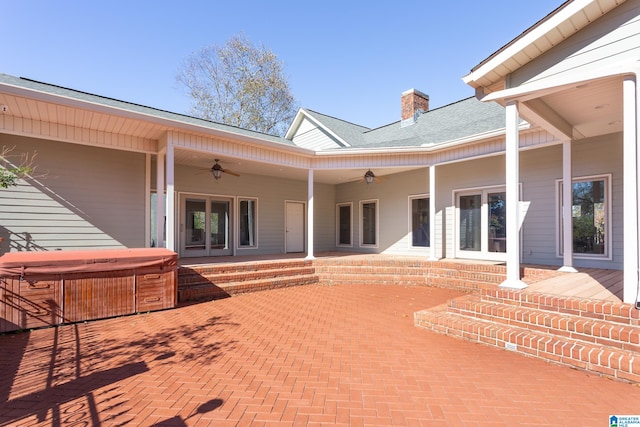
[401,89,429,125]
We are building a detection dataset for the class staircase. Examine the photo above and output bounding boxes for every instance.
[314,257,508,291]
[415,288,640,383]
[178,259,318,302]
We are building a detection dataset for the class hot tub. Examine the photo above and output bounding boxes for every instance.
[0,248,177,332]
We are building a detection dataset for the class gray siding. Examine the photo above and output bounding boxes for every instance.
[438,156,506,259]
[335,168,430,255]
[174,165,336,255]
[436,134,623,269]
[0,135,146,252]
[512,1,640,88]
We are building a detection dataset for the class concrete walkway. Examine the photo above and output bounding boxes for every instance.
[1,284,638,426]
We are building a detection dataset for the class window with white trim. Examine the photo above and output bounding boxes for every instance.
[360,199,378,247]
[409,195,430,247]
[336,203,352,246]
[558,175,610,258]
[239,198,257,247]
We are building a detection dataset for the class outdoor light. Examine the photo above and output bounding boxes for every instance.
[211,163,223,180]
[364,169,375,184]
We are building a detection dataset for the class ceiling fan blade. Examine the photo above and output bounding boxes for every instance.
[223,168,240,177]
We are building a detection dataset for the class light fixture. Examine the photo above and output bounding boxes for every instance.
[364,169,375,184]
[211,162,223,180]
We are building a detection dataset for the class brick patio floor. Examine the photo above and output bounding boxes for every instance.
[1,284,639,426]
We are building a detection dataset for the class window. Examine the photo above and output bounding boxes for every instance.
[360,200,378,246]
[239,198,257,247]
[558,175,609,258]
[456,187,507,260]
[336,203,352,246]
[410,196,430,247]
[149,192,165,248]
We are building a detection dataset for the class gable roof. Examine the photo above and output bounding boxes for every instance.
[293,97,509,150]
[304,110,370,146]
[358,97,507,148]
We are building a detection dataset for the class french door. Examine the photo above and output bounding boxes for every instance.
[456,188,507,261]
[181,194,233,257]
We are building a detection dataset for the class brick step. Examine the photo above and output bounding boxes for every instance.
[321,274,429,286]
[179,259,312,276]
[427,276,501,292]
[316,268,504,290]
[483,288,640,327]
[178,274,319,303]
[178,265,315,286]
[448,294,640,353]
[415,288,640,383]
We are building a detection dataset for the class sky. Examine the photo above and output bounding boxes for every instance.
[3,0,563,130]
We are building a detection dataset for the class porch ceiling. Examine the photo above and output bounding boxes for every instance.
[172,148,423,185]
[518,75,623,141]
[0,82,425,185]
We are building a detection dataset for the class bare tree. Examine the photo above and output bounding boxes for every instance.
[177,34,298,136]
[0,146,37,189]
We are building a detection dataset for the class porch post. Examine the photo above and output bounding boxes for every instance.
[165,143,176,252]
[623,75,639,305]
[306,168,315,260]
[500,101,527,289]
[156,149,166,249]
[559,140,577,272]
[428,164,439,261]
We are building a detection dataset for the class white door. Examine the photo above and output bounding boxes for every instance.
[285,202,305,253]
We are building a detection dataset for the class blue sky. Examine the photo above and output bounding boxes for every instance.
[3,0,562,129]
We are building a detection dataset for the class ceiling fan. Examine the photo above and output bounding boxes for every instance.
[363,169,384,184]
[209,159,240,180]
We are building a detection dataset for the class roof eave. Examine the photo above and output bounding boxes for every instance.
[0,79,309,155]
[463,0,622,91]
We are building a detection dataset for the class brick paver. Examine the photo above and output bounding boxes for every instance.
[1,284,639,426]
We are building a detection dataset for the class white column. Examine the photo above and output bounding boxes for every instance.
[500,101,527,289]
[623,75,639,305]
[559,140,577,272]
[306,169,315,260]
[156,150,166,249]
[428,165,439,261]
[165,143,176,252]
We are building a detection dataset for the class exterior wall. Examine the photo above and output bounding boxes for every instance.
[520,134,623,269]
[174,165,336,255]
[511,0,640,88]
[312,182,336,252]
[438,155,506,260]
[0,134,147,252]
[334,168,430,255]
[436,133,623,269]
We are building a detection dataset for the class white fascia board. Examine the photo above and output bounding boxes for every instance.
[419,123,530,149]
[0,80,312,156]
[480,58,640,103]
[289,108,352,148]
[463,0,597,87]
[312,123,530,157]
[283,108,307,139]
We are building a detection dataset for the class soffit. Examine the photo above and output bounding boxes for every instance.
[466,0,625,90]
